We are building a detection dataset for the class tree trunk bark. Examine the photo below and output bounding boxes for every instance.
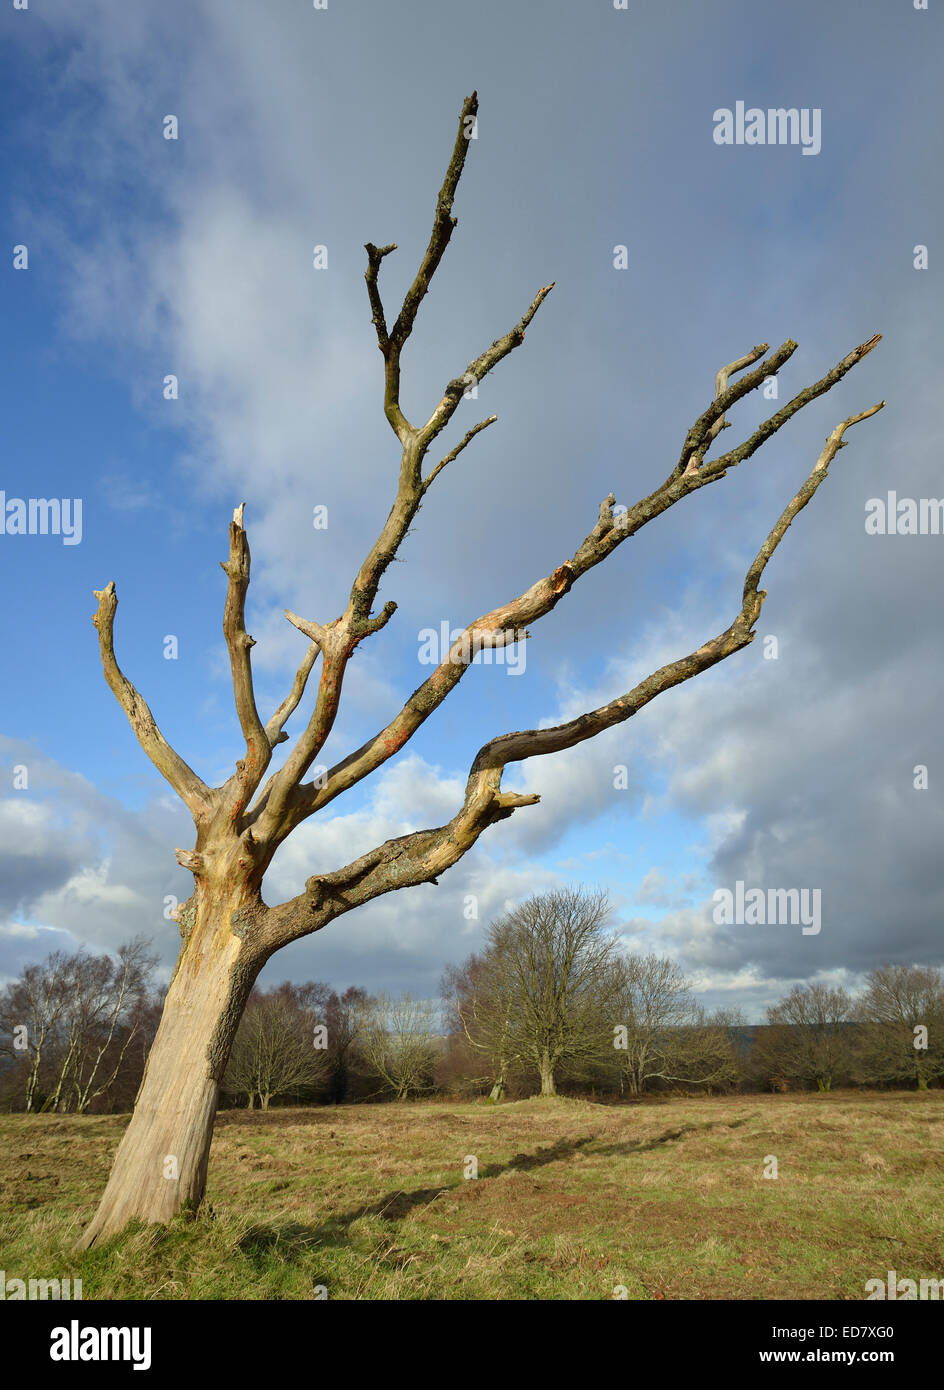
[539,1052,556,1097]
[75,882,262,1250]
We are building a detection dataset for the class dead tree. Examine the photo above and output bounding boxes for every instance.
[77,92,883,1247]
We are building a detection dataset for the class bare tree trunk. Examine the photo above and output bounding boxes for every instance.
[25,1068,40,1113]
[75,882,262,1250]
[539,1052,557,1097]
[43,1037,78,1115]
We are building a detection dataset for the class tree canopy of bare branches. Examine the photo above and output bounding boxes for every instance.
[612,954,741,1096]
[0,940,157,1114]
[450,889,622,1097]
[755,983,855,1093]
[224,990,329,1111]
[853,965,944,1090]
[353,993,439,1101]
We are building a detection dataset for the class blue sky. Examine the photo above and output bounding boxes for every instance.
[1,0,941,1018]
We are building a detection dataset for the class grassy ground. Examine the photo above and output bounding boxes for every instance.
[1,1091,941,1300]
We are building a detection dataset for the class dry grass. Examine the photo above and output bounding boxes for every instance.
[1,1091,941,1300]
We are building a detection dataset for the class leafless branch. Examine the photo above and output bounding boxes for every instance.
[681,342,770,474]
[472,401,885,774]
[250,95,554,838]
[418,282,554,450]
[423,415,498,493]
[698,334,883,481]
[269,351,883,837]
[264,641,321,747]
[220,504,270,797]
[92,582,212,819]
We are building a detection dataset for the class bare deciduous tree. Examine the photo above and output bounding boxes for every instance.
[77,92,884,1246]
[444,948,523,1101]
[321,984,368,1104]
[224,990,329,1111]
[853,965,944,1091]
[46,938,157,1115]
[460,888,622,1097]
[254,980,367,1102]
[0,941,156,1115]
[613,954,741,1096]
[353,992,439,1101]
[679,1007,745,1096]
[755,983,854,1092]
[0,953,71,1112]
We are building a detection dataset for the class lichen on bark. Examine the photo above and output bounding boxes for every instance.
[178,898,198,942]
[230,907,255,939]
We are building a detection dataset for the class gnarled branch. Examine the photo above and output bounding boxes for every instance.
[473,401,885,774]
[91,582,212,819]
[366,92,478,442]
[264,640,321,748]
[417,281,554,451]
[268,336,883,837]
[682,343,770,474]
[260,397,886,953]
[220,503,270,800]
[257,763,540,956]
[699,334,883,481]
[423,415,498,493]
[250,94,553,840]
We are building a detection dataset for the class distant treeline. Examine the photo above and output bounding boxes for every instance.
[2,889,942,1112]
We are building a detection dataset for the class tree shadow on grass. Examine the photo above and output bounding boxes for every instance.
[479,1134,594,1176]
[235,1115,759,1261]
[237,1134,597,1259]
[586,1111,759,1159]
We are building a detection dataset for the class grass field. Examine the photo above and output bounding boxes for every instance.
[1,1091,941,1300]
